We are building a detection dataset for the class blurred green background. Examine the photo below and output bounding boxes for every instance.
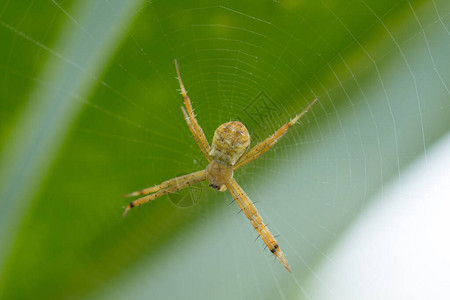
[0,0,449,299]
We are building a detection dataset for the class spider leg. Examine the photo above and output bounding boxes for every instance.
[124,171,206,197]
[180,106,212,162]
[225,178,292,273]
[233,98,317,170]
[175,59,211,162]
[123,170,207,217]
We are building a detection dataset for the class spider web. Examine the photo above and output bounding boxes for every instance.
[0,0,449,299]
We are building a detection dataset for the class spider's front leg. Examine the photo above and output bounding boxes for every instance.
[225,178,292,272]
[123,170,207,217]
[124,171,206,197]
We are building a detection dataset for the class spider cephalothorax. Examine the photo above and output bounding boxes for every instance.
[205,160,232,191]
[123,59,317,273]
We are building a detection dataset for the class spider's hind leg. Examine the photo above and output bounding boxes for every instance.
[174,59,211,161]
[233,98,317,170]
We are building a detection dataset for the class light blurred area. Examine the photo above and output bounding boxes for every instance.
[304,132,450,300]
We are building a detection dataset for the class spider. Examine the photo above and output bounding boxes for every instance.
[123,59,317,273]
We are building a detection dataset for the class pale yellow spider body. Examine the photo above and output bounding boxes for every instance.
[210,121,250,165]
[123,59,317,273]
[206,121,249,191]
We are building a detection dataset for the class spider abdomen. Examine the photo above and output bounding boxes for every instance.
[209,121,250,166]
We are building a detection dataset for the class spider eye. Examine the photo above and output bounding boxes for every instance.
[209,183,220,190]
